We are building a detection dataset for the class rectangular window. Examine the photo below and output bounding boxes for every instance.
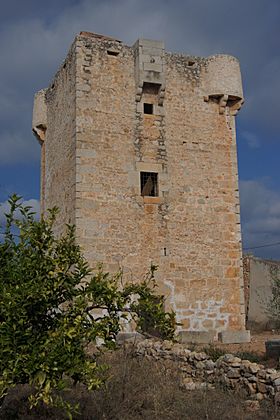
[143,103,153,114]
[140,172,158,197]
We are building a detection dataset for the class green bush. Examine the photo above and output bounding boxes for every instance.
[0,195,175,417]
[123,264,176,340]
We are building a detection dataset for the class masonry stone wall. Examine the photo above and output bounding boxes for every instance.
[244,255,280,330]
[33,32,247,338]
[129,338,280,407]
[36,43,77,231]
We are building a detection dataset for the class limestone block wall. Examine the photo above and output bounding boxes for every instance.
[34,32,246,337]
[74,36,138,268]
[42,43,77,230]
[162,52,244,331]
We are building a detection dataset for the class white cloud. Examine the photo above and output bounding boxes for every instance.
[240,180,280,259]
[0,198,40,225]
[241,131,261,149]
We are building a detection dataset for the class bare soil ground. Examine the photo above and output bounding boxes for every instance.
[218,331,280,356]
[195,330,280,368]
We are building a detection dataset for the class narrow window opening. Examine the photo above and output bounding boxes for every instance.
[140,172,158,197]
[144,103,153,114]
[187,60,196,67]
[107,50,119,56]
[164,247,167,256]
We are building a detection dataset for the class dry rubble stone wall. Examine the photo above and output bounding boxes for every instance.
[127,338,280,409]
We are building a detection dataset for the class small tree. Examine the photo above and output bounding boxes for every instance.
[124,264,176,340]
[0,195,175,417]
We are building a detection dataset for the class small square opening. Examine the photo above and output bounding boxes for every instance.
[140,172,158,197]
[187,60,196,67]
[143,103,153,115]
[107,50,119,56]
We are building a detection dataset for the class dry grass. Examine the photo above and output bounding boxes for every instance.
[0,347,279,419]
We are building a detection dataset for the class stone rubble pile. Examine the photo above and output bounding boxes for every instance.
[131,339,280,406]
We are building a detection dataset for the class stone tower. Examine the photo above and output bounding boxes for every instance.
[33,32,248,342]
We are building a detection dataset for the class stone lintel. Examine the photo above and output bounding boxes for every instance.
[218,330,251,344]
[177,330,216,344]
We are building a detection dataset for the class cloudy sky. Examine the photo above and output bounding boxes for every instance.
[0,0,280,259]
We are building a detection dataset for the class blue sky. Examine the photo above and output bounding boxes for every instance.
[0,0,280,259]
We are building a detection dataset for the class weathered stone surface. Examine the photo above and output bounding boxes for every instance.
[273,377,280,388]
[204,360,215,370]
[177,331,215,344]
[246,382,257,394]
[269,372,280,381]
[182,379,197,391]
[248,363,261,374]
[257,369,267,379]
[162,340,173,350]
[254,393,264,401]
[181,378,208,391]
[244,400,260,411]
[34,31,246,336]
[227,369,240,379]
[218,330,250,344]
[257,382,267,393]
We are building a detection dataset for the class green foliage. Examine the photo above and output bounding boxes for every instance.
[123,264,176,340]
[0,195,175,417]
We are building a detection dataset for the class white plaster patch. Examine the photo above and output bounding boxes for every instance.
[164,279,230,333]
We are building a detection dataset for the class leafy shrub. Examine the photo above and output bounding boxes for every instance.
[0,195,175,417]
[123,264,176,340]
